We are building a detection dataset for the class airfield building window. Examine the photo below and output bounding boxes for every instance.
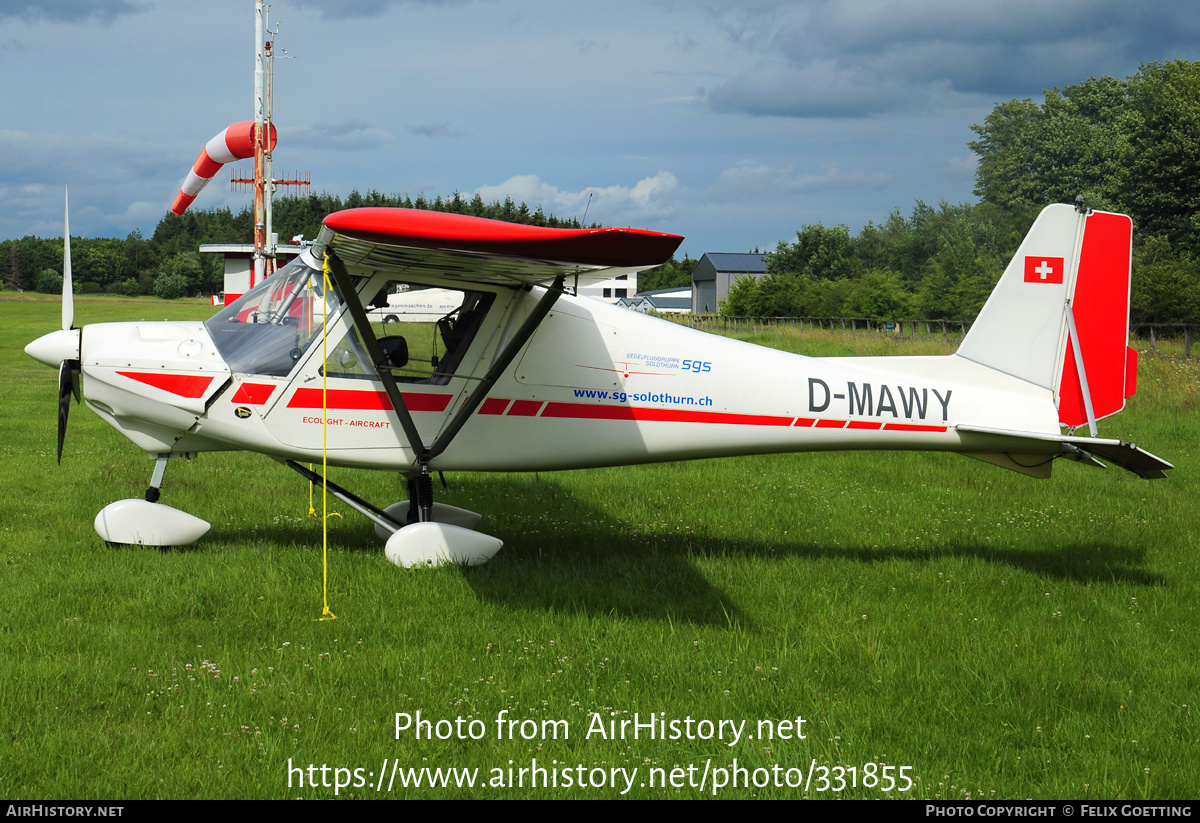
[323,280,494,385]
[204,255,339,377]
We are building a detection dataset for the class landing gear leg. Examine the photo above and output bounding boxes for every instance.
[384,464,500,567]
[415,465,434,523]
[144,454,169,503]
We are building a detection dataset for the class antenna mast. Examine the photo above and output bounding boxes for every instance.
[253,0,267,285]
[244,1,308,283]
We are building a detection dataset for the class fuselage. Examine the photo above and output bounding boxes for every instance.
[37,252,1061,475]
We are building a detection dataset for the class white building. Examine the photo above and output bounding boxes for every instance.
[577,271,637,303]
[618,286,692,314]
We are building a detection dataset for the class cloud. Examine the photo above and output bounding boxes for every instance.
[0,129,177,186]
[285,121,393,151]
[407,122,463,138]
[708,160,892,199]
[700,0,1200,118]
[474,172,680,224]
[0,129,198,238]
[654,94,705,107]
[674,34,699,52]
[575,39,606,55]
[707,58,946,118]
[697,0,789,47]
[942,154,977,179]
[288,0,478,21]
[0,0,147,24]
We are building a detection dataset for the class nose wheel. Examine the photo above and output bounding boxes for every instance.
[94,454,211,547]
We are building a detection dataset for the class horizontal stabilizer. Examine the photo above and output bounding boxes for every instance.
[957,425,1172,480]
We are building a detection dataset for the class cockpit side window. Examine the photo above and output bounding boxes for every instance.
[324,280,495,385]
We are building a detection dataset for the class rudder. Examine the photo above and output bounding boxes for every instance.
[1057,210,1135,429]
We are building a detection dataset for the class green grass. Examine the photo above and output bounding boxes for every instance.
[1,293,1197,799]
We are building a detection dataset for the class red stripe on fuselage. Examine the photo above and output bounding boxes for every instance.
[882,422,947,432]
[116,371,215,398]
[231,382,276,405]
[478,397,511,415]
[507,400,545,416]
[287,388,452,412]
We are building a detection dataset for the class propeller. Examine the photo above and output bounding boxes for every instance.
[24,189,83,462]
[62,188,73,333]
[58,361,73,464]
[56,188,80,463]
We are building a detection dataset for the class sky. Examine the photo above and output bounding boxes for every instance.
[2,0,1198,258]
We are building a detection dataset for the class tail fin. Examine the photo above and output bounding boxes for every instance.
[957,204,1137,433]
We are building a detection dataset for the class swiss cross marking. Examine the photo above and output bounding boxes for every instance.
[1023,255,1064,284]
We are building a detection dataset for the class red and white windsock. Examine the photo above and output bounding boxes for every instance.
[171,121,277,215]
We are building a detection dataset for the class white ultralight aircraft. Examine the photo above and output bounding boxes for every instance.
[25,199,1172,566]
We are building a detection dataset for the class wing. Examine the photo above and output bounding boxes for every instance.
[315,207,684,287]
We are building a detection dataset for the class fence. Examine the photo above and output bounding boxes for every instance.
[664,315,1200,359]
[1133,324,1196,359]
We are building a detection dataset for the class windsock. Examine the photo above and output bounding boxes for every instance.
[171,121,277,214]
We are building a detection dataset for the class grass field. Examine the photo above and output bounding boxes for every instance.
[1,294,1196,799]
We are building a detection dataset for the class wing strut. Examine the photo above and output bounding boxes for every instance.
[281,458,405,534]
[324,252,430,463]
[426,276,565,461]
[324,252,565,520]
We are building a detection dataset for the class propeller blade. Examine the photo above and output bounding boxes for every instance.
[62,188,74,332]
[57,360,72,464]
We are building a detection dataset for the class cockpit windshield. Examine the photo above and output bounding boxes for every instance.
[205,254,340,376]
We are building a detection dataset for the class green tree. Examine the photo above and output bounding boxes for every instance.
[970,61,1200,257]
[153,270,189,300]
[4,243,20,291]
[720,274,759,317]
[1130,236,1200,325]
[845,271,911,319]
[36,268,62,294]
[1126,61,1200,252]
[768,224,856,281]
[969,78,1133,215]
[170,252,204,295]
